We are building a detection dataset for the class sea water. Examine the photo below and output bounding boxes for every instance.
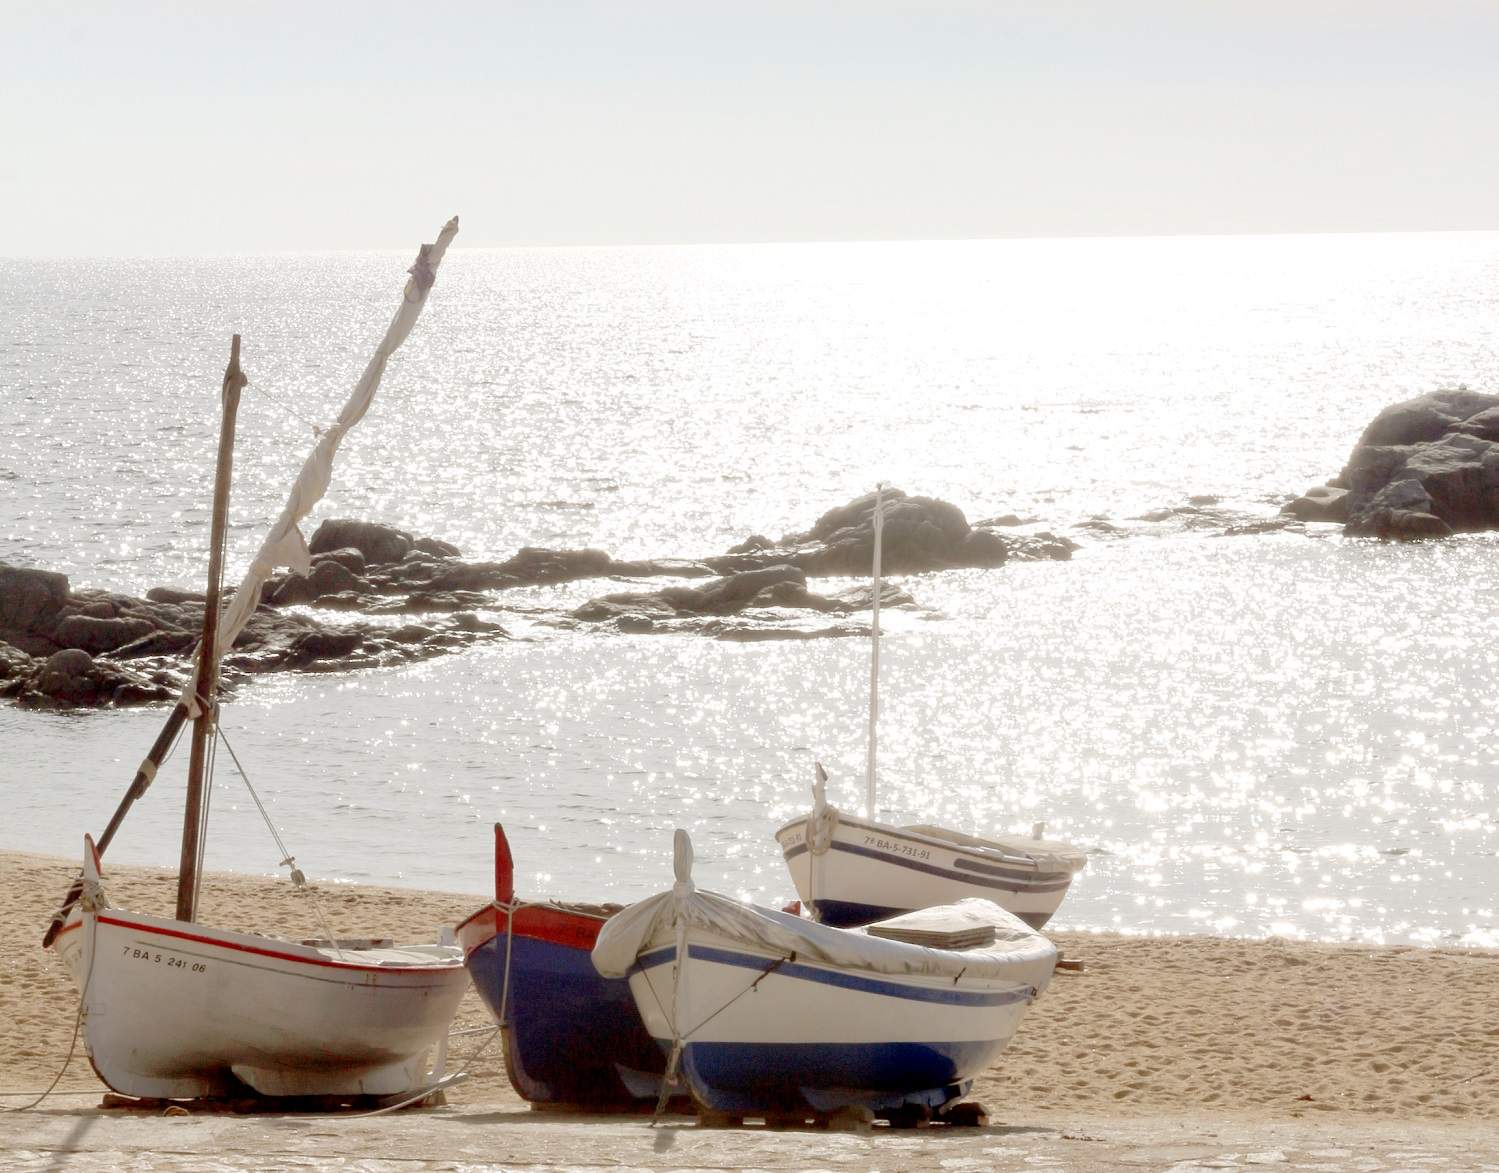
[2,232,1497,946]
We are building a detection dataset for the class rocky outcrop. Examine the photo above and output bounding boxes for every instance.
[0,558,511,710]
[573,564,915,633]
[1288,389,1499,540]
[3,490,1071,708]
[700,489,1076,577]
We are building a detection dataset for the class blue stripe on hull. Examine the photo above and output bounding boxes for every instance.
[680,1040,990,1113]
[633,944,1034,1007]
[811,897,1052,930]
[466,934,663,1105]
[783,840,1074,896]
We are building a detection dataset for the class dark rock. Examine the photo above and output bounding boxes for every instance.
[146,586,206,605]
[1222,518,1306,537]
[607,558,713,578]
[271,575,320,606]
[976,514,1026,527]
[1355,389,1499,448]
[291,630,365,661]
[367,589,496,614]
[993,531,1079,561]
[575,566,914,625]
[1281,485,1350,522]
[0,565,69,632]
[1337,389,1499,537]
[451,611,508,633]
[33,649,106,704]
[412,536,462,558]
[0,644,33,680]
[425,562,521,593]
[501,547,613,582]
[388,624,439,644]
[728,534,773,553]
[108,628,197,658]
[308,559,362,597]
[958,529,1009,567]
[308,519,414,565]
[53,614,155,654]
[313,547,369,575]
[112,679,176,705]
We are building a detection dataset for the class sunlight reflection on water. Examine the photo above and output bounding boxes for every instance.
[3,234,1499,946]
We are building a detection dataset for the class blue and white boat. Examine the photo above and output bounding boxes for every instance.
[776,484,1087,929]
[775,783,1088,929]
[592,830,1057,1117]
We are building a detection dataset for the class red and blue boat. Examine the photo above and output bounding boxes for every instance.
[454,824,667,1108]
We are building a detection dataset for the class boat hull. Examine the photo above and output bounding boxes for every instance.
[456,902,664,1106]
[52,905,467,1100]
[627,938,1038,1113]
[776,813,1079,928]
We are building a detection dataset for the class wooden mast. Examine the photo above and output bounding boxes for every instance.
[175,335,246,923]
[866,483,885,820]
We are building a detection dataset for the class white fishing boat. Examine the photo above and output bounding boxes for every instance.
[774,484,1088,928]
[592,830,1056,1118]
[41,218,469,1102]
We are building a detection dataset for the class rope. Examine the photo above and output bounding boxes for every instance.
[300,1001,505,1120]
[216,725,346,960]
[192,690,216,915]
[2,889,101,1114]
[252,380,330,439]
[647,945,793,1124]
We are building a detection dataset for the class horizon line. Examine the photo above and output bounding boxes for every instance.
[5,223,1499,261]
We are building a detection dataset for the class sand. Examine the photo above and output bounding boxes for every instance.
[3,849,1497,1170]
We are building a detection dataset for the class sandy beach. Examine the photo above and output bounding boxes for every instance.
[4,849,1497,1170]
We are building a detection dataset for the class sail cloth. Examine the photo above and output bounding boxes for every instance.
[185,217,460,711]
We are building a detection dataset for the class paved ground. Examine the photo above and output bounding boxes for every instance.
[4,1095,1498,1171]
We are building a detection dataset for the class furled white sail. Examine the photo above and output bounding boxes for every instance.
[187,216,459,708]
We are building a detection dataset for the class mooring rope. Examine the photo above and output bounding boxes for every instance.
[2,885,101,1114]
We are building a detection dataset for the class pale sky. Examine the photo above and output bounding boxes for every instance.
[3,0,1497,255]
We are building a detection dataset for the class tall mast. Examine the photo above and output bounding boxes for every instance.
[176,335,246,923]
[866,483,885,819]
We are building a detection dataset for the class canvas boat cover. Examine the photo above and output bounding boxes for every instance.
[592,831,1056,986]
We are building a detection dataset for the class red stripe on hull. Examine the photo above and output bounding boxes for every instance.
[455,902,607,958]
[96,914,461,976]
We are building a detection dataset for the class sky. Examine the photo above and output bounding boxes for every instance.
[3,0,1498,254]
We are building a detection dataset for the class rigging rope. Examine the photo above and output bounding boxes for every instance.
[215,724,346,960]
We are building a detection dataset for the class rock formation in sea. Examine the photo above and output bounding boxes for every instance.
[0,561,511,710]
[1,489,1074,708]
[1284,388,1499,539]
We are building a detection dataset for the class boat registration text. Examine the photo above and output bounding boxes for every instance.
[863,834,932,861]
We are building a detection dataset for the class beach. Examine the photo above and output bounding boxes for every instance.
[4,849,1497,1170]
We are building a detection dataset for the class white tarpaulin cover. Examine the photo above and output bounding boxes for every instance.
[591,831,1057,987]
[185,217,459,708]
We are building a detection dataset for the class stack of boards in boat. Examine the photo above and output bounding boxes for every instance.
[864,905,999,950]
[590,831,1057,1120]
[454,825,669,1109]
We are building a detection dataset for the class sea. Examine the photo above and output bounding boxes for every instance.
[3,231,1498,947]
